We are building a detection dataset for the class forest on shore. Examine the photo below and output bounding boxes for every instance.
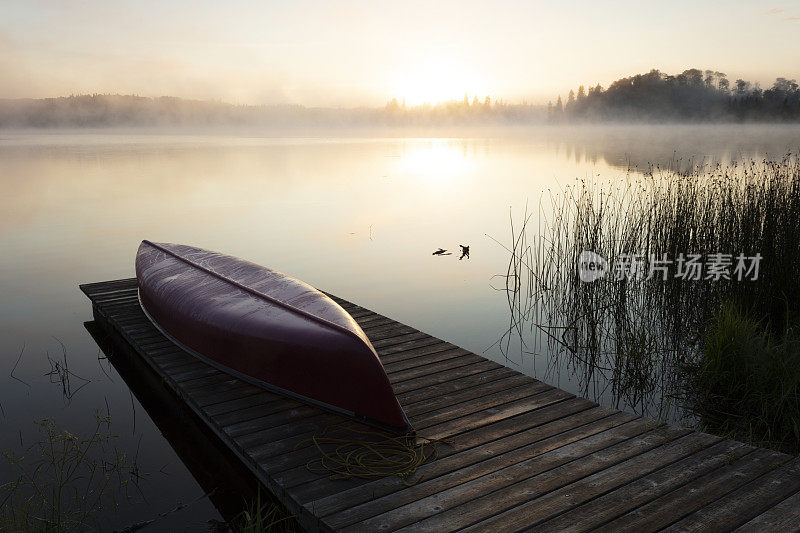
[1,68,798,128]
[548,68,800,122]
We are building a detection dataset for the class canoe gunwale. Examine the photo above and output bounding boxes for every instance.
[141,240,368,345]
[137,289,414,436]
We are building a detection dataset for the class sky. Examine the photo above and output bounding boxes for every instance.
[1,1,799,106]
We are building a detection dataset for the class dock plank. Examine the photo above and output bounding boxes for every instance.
[81,278,800,532]
[663,459,800,532]
[594,448,793,532]
[735,489,800,531]
[529,439,754,532]
[315,408,631,526]
[463,431,723,532]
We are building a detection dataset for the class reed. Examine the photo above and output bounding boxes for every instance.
[686,301,800,451]
[0,413,138,532]
[496,154,800,447]
[231,490,298,533]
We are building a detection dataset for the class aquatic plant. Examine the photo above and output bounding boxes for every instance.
[231,490,298,533]
[495,154,800,447]
[686,301,800,450]
[0,413,138,532]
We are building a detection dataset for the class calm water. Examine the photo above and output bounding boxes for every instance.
[1,124,798,529]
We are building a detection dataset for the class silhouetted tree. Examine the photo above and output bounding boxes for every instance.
[736,79,749,94]
[558,69,800,122]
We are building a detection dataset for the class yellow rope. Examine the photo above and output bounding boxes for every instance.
[299,425,450,486]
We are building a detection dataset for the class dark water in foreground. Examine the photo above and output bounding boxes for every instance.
[1,125,798,529]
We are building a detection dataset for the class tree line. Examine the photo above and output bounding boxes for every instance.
[2,69,799,129]
[548,68,800,122]
[0,94,546,128]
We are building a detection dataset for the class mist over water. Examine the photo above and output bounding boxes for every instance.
[1,124,799,528]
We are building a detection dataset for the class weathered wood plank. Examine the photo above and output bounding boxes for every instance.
[345,420,682,532]
[271,377,547,490]
[391,360,501,395]
[378,341,459,364]
[382,348,469,373]
[361,325,418,341]
[243,366,529,466]
[377,336,444,356]
[351,314,390,325]
[529,439,754,532]
[80,278,137,295]
[200,390,276,413]
[594,448,793,532]
[192,383,266,408]
[92,293,138,305]
[359,320,409,333]
[159,359,212,375]
[83,279,800,533]
[464,431,723,531]
[663,458,800,532]
[311,407,628,524]
[409,381,551,429]
[388,354,490,384]
[289,390,579,507]
[372,332,432,349]
[735,488,800,532]
[418,388,573,440]
[403,374,533,418]
[392,366,518,405]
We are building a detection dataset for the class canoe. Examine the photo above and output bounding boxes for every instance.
[135,240,411,434]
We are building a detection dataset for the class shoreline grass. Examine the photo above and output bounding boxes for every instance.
[497,153,800,450]
[1,413,139,532]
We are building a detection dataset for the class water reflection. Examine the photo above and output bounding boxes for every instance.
[84,320,261,530]
[1,125,798,522]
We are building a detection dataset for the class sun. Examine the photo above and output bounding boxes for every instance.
[388,58,483,106]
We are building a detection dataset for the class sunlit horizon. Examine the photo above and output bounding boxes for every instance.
[1,1,799,107]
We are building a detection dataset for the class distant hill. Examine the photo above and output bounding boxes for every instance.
[0,94,545,128]
[0,95,330,128]
[550,69,800,122]
[3,70,799,129]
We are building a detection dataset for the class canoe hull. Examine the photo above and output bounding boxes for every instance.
[135,241,411,434]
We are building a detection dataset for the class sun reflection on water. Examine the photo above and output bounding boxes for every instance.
[395,140,473,183]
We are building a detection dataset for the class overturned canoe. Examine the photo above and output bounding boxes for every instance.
[135,240,411,434]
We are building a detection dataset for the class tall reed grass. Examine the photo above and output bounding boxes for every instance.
[1,413,138,532]
[498,154,800,447]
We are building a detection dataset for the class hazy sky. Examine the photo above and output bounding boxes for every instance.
[1,1,798,106]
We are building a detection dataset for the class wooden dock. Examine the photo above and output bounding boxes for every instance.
[81,278,800,532]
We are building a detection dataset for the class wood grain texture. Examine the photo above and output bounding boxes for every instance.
[81,278,800,532]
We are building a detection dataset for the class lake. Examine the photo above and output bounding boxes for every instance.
[1,124,798,530]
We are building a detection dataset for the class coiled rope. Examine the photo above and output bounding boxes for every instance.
[300,425,450,486]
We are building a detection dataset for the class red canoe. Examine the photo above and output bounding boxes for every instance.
[135,240,411,434]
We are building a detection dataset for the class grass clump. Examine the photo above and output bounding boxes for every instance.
[0,413,138,532]
[688,301,800,450]
[230,490,297,533]
[495,154,800,447]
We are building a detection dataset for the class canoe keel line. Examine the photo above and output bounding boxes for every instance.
[135,240,412,434]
